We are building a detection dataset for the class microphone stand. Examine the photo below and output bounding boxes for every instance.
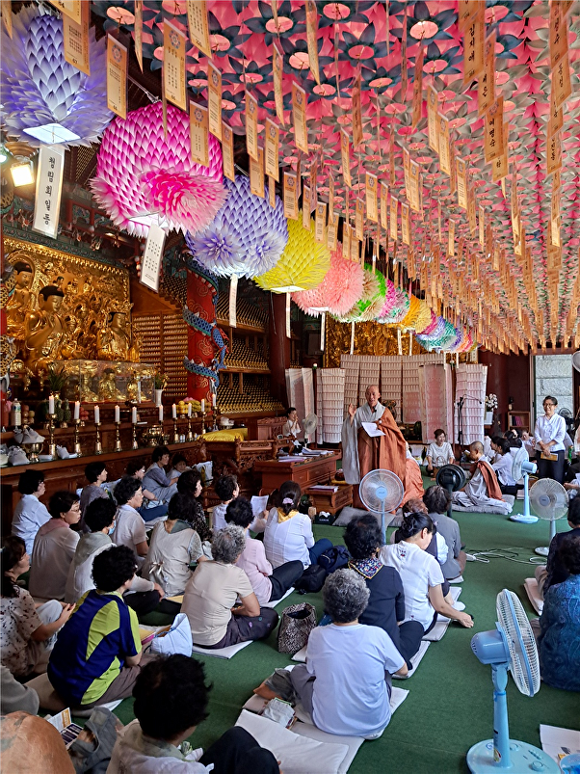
[457,394,484,447]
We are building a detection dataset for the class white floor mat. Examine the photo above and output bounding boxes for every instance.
[524,577,544,614]
[292,645,308,663]
[393,640,430,679]
[448,575,464,583]
[191,640,253,659]
[264,587,295,608]
[241,682,409,774]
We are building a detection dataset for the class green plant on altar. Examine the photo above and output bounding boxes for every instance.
[47,363,68,394]
[154,371,168,390]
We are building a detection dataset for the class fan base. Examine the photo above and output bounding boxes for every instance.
[509,514,539,524]
[467,739,559,773]
[534,546,550,557]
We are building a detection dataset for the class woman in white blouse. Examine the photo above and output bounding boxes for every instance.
[425,429,455,476]
[534,396,566,483]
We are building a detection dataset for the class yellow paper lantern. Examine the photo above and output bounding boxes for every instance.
[254,215,330,293]
[398,294,421,329]
[413,300,433,333]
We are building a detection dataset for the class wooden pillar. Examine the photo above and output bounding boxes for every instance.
[185,265,219,403]
[268,292,290,406]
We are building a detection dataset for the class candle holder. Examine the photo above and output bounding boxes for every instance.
[73,420,83,457]
[173,419,180,444]
[132,423,139,450]
[48,413,57,459]
[114,421,122,452]
[94,422,103,455]
[200,409,206,435]
[186,416,194,442]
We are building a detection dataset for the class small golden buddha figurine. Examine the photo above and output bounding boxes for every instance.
[98,367,124,401]
[97,310,132,361]
[24,285,66,371]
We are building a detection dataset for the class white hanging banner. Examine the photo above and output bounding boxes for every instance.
[229,275,238,328]
[140,223,166,292]
[397,328,403,355]
[320,312,326,351]
[32,145,65,239]
[408,330,413,356]
[286,292,291,338]
[350,321,355,355]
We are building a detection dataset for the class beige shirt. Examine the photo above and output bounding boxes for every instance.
[182,561,253,646]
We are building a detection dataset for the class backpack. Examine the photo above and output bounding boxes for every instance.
[295,564,327,594]
[317,545,350,574]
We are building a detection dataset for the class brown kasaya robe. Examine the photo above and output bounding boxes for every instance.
[357,408,408,486]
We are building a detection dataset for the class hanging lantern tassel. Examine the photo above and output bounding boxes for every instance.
[286,292,291,338]
[397,328,403,355]
[408,330,413,356]
[350,321,356,355]
[229,275,238,327]
[456,352,459,367]
[320,312,326,352]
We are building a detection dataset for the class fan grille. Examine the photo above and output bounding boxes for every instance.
[529,479,568,521]
[359,470,404,513]
[496,590,540,697]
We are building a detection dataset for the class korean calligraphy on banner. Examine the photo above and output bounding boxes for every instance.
[164,20,187,112]
[189,103,209,167]
[283,171,298,219]
[265,118,280,181]
[134,0,143,72]
[33,146,65,240]
[106,35,127,119]
[245,90,259,161]
[49,0,81,23]
[140,224,166,293]
[292,82,309,153]
[340,129,352,188]
[63,0,90,75]
[207,62,222,140]
[249,147,264,198]
[187,0,211,58]
[221,122,235,181]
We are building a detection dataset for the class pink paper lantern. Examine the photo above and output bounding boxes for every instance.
[292,244,364,317]
[91,102,226,237]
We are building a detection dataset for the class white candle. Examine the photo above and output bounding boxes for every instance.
[172,403,177,419]
[48,395,55,415]
[94,406,100,424]
[74,401,80,421]
[212,393,216,408]
[188,402,192,418]
[114,405,120,423]
[159,405,164,422]
[201,399,205,413]
[132,407,137,424]
[137,381,141,403]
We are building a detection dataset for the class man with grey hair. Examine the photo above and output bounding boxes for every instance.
[255,569,406,739]
[182,525,278,649]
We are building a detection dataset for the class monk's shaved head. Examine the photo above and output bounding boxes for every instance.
[365,385,380,397]
[365,385,381,409]
[470,441,484,454]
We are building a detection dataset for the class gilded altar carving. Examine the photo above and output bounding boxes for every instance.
[3,238,137,373]
[324,317,425,367]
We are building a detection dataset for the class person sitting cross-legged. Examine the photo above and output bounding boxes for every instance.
[343,513,423,668]
[254,569,408,739]
[11,470,51,557]
[225,497,303,605]
[423,486,467,581]
[182,526,278,649]
[111,477,149,563]
[142,447,179,505]
[48,545,155,709]
[79,462,109,530]
[108,654,280,773]
[452,441,512,515]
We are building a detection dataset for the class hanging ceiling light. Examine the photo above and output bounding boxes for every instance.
[10,157,34,187]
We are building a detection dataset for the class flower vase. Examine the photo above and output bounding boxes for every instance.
[155,389,163,406]
[484,411,493,425]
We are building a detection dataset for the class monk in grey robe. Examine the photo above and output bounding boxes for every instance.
[453,441,512,515]
[342,385,407,506]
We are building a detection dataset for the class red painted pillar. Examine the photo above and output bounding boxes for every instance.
[268,292,290,406]
[185,264,221,403]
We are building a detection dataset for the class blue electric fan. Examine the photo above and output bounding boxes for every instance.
[467,589,559,773]
[509,447,538,524]
[359,469,404,542]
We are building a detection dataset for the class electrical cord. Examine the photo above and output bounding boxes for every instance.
[467,547,546,566]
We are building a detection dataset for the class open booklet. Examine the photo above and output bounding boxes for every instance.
[362,421,385,438]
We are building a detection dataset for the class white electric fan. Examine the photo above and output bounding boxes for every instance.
[529,478,568,556]
[302,413,318,439]
[359,469,404,542]
[467,589,559,774]
[509,447,538,524]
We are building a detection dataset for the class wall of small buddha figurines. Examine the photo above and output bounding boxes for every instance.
[324,318,426,367]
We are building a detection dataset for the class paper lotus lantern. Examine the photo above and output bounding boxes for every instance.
[91,102,226,237]
[292,244,364,317]
[254,216,330,293]
[0,6,112,146]
[336,266,386,323]
[398,295,422,329]
[185,175,288,279]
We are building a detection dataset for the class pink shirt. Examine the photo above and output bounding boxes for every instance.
[235,536,272,605]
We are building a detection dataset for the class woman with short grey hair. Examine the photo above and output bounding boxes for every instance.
[182,527,278,649]
[210,524,246,565]
[254,569,408,738]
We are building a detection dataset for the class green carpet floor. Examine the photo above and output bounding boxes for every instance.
[115,501,580,774]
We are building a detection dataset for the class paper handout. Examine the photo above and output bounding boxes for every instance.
[362,422,385,438]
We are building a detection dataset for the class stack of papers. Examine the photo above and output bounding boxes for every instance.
[540,725,580,764]
[301,449,331,456]
[278,456,307,462]
[309,484,338,493]
[250,495,269,517]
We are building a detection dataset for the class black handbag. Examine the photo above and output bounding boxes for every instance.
[277,602,317,654]
[294,564,326,594]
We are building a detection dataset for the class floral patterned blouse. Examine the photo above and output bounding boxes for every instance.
[0,586,42,676]
[538,574,580,692]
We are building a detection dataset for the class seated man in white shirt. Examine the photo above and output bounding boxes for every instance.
[282,407,301,439]
[12,470,50,557]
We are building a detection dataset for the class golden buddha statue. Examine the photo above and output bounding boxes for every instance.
[97,310,132,361]
[24,285,66,371]
[6,259,35,356]
[98,367,124,401]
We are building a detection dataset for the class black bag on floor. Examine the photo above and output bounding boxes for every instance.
[277,602,317,654]
[294,564,326,594]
